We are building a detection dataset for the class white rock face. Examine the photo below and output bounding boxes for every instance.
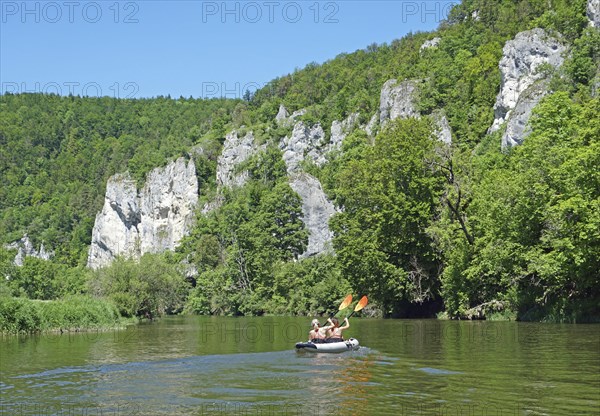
[502,82,549,148]
[139,158,198,255]
[209,119,344,258]
[279,116,360,256]
[87,157,198,269]
[275,105,307,126]
[329,113,360,150]
[374,79,451,144]
[420,37,441,52]
[488,29,566,147]
[6,234,54,266]
[279,113,360,174]
[289,173,337,257]
[275,104,289,124]
[431,110,452,145]
[278,116,360,256]
[379,79,420,125]
[217,131,261,188]
[280,122,327,173]
[589,0,599,27]
[365,113,379,137]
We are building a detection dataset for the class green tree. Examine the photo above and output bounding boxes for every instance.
[330,118,445,316]
[444,94,600,321]
[89,254,188,318]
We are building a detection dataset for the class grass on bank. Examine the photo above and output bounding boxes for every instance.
[0,295,127,334]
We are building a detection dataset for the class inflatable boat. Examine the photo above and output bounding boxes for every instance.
[295,338,359,353]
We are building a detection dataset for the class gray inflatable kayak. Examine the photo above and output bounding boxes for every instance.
[295,338,359,353]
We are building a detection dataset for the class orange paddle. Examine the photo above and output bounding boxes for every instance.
[320,294,352,326]
[345,295,368,319]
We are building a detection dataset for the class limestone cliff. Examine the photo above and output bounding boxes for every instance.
[205,110,360,258]
[216,130,262,188]
[372,79,452,144]
[589,0,599,27]
[289,173,337,257]
[278,115,357,256]
[280,122,327,173]
[87,157,198,269]
[488,28,566,147]
[279,112,360,174]
[420,37,441,52]
[6,234,54,266]
[379,79,420,126]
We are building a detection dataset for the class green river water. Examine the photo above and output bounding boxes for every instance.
[0,316,598,415]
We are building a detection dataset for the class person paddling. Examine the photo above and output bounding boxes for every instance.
[309,319,332,344]
[326,317,349,342]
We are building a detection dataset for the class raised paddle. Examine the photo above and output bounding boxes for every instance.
[339,294,353,311]
[320,294,352,326]
[344,295,368,320]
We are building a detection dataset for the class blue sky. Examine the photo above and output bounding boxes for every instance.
[1,1,458,98]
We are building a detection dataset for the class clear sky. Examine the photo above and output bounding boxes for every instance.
[1,0,458,99]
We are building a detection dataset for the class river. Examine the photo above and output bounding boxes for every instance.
[1,316,598,415]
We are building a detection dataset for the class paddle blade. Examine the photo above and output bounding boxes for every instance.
[338,294,353,311]
[354,296,368,312]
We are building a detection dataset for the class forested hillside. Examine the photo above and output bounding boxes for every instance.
[1,0,598,330]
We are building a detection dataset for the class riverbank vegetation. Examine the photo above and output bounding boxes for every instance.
[0,295,122,334]
[1,0,598,326]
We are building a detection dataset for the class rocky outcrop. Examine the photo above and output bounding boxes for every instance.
[589,0,599,27]
[87,157,198,269]
[420,37,441,52]
[279,113,359,173]
[208,117,347,258]
[502,82,549,148]
[289,173,337,257]
[275,105,307,127]
[275,104,289,124]
[431,110,452,145]
[379,79,420,125]
[216,131,263,188]
[6,234,53,266]
[278,115,359,256]
[329,113,360,150]
[365,113,379,137]
[488,29,566,147]
[280,122,327,173]
[371,79,451,144]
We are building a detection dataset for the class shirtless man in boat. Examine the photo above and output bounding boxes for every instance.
[309,319,333,343]
[326,317,349,342]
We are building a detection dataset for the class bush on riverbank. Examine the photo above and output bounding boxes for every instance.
[88,254,189,319]
[0,295,122,334]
